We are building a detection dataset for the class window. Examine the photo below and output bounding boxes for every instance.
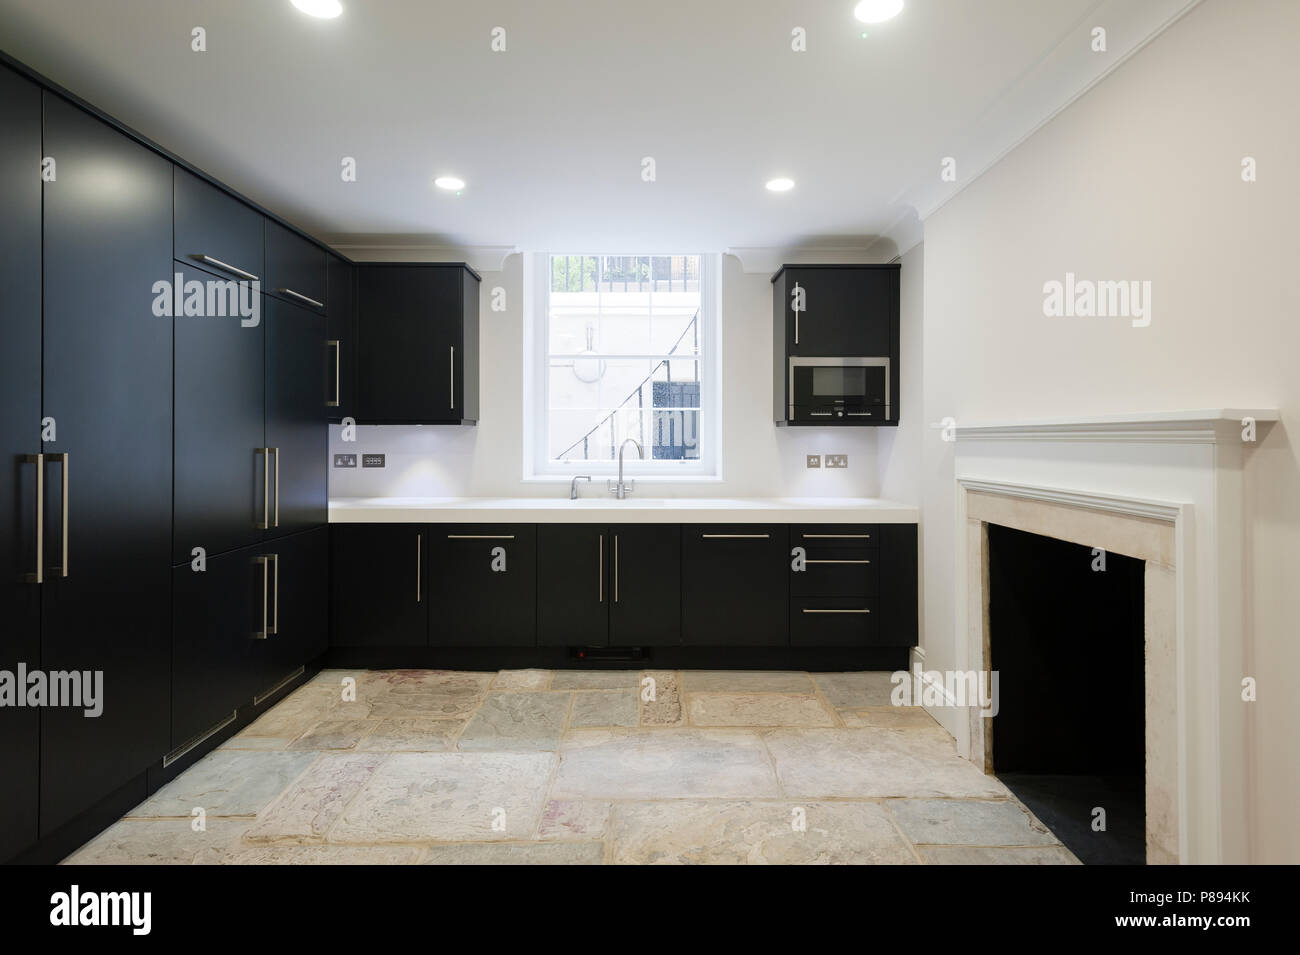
[528,253,718,478]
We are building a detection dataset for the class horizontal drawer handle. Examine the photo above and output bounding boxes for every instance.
[802,608,870,614]
[702,533,770,539]
[190,254,259,282]
[805,559,871,565]
[802,534,871,540]
[447,534,516,540]
[276,287,324,309]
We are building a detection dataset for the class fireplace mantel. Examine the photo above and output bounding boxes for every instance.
[952,408,1278,443]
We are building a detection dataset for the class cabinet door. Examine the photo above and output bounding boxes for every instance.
[326,255,356,423]
[785,267,892,357]
[357,265,459,423]
[174,167,264,285]
[430,525,536,646]
[265,295,327,539]
[0,65,42,863]
[537,524,609,647]
[172,544,264,749]
[877,523,919,647]
[265,220,326,311]
[330,523,428,647]
[682,526,788,646]
[39,95,173,836]
[173,261,266,563]
[609,524,681,646]
[267,527,329,682]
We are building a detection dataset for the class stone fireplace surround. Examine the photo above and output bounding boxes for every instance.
[935,410,1276,865]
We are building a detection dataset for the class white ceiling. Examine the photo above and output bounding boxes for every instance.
[0,0,1200,257]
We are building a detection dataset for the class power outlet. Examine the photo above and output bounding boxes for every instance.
[825,454,849,469]
[361,454,386,468]
[806,454,821,469]
[333,453,357,468]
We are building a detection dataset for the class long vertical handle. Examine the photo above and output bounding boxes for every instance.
[50,453,68,577]
[256,448,269,529]
[22,454,43,584]
[254,556,269,639]
[271,447,280,528]
[450,346,455,411]
[598,533,604,603]
[793,282,800,345]
[327,340,341,407]
[270,553,279,635]
[416,533,422,603]
[614,534,620,603]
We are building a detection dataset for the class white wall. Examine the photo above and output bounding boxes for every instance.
[329,252,884,499]
[918,0,1299,862]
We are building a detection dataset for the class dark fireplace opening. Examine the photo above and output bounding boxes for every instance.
[987,523,1146,865]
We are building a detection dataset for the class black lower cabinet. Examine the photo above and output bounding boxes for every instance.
[266,296,328,540]
[682,526,788,646]
[609,524,681,646]
[537,524,609,647]
[267,527,329,684]
[430,525,536,646]
[330,523,428,647]
[172,544,266,750]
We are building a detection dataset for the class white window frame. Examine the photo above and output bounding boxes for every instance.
[524,252,721,481]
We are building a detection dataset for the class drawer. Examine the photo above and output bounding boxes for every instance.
[792,549,877,597]
[790,597,878,647]
[792,524,879,549]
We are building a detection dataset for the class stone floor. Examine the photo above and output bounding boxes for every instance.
[64,669,1079,865]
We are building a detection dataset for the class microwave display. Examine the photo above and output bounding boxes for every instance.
[812,366,867,397]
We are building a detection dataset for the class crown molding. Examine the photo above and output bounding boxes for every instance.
[329,243,518,273]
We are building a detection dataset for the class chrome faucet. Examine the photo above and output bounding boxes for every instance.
[570,475,591,500]
[609,438,643,500]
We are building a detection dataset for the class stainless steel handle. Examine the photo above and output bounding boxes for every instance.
[847,412,874,417]
[270,553,279,635]
[327,340,341,407]
[191,254,259,282]
[808,412,833,417]
[598,534,604,603]
[254,556,270,639]
[805,559,871,565]
[416,533,422,603]
[276,287,324,309]
[49,453,68,577]
[702,533,770,539]
[450,346,455,410]
[614,534,620,603]
[22,454,43,584]
[446,534,515,540]
[802,608,871,614]
[271,447,280,528]
[793,282,800,345]
[803,534,871,540]
[256,448,269,529]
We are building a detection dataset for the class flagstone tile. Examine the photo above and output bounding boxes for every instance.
[457,691,572,751]
[687,693,836,727]
[243,752,384,844]
[131,751,320,818]
[887,798,1059,846]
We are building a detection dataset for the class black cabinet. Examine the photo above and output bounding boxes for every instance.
[174,167,264,285]
[267,527,329,684]
[609,524,681,646]
[877,523,919,647]
[430,525,536,646]
[0,64,43,863]
[772,264,900,426]
[537,525,611,647]
[39,95,173,836]
[682,526,788,646]
[356,263,481,424]
[326,254,356,423]
[330,523,428,647]
[173,260,266,563]
[266,219,326,311]
[265,295,328,539]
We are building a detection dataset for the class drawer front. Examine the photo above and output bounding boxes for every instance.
[430,525,536,647]
[790,597,878,647]
[792,524,879,549]
[682,525,788,646]
[792,549,878,597]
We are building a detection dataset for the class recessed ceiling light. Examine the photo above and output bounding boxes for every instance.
[291,0,343,19]
[434,176,466,192]
[854,0,903,24]
[766,177,795,193]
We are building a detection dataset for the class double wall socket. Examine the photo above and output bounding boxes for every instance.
[825,454,848,469]
[333,453,357,468]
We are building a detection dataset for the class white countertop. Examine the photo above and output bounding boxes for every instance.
[328,496,919,524]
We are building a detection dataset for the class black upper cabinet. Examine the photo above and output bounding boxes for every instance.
[356,263,481,424]
[173,260,266,564]
[430,525,536,646]
[772,264,900,426]
[39,94,174,836]
[609,524,681,647]
[537,525,610,647]
[0,65,43,864]
[266,219,326,312]
[330,523,428,647]
[173,167,264,284]
[326,255,356,423]
[682,526,788,646]
[265,295,328,539]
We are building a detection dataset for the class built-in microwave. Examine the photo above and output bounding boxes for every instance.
[788,356,890,424]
